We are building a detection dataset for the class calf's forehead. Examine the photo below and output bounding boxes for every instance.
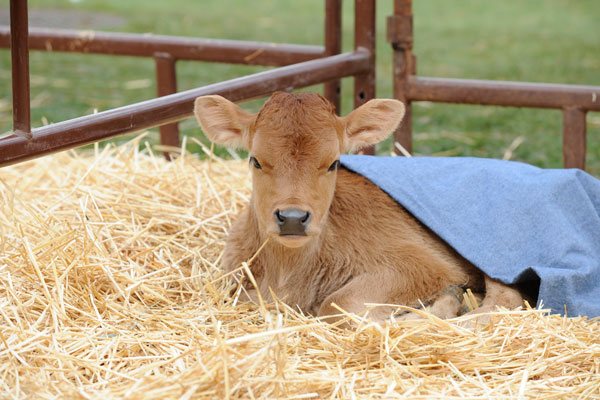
[252,125,340,161]
[250,93,343,160]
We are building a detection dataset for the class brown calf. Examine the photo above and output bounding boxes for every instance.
[194,92,523,325]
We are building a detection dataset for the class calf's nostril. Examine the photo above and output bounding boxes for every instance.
[274,209,285,223]
[301,211,311,225]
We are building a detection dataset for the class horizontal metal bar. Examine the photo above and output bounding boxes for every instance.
[408,77,600,111]
[0,26,325,66]
[0,50,370,167]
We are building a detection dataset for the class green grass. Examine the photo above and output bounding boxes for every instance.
[1,0,599,175]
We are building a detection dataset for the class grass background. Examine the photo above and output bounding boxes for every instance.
[1,0,599,175]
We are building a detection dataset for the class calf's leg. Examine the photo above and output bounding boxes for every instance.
[476,275,524,311]
[317,265,458,325]
[396,285,465,320]
[317,246,472,326]
[317,272,406,325]
[462,276,524,326]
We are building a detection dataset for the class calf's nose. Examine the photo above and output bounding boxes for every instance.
[274,208,311,236]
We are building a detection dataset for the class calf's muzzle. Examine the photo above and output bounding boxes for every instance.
[274,208,311,236]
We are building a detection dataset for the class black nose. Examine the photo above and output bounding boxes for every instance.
[274,208,311,236]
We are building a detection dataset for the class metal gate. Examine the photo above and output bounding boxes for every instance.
[0,0,375,166]
[1,0,599,170]
[389,0,599,170]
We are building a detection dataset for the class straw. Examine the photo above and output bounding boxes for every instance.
[0,135,598,399]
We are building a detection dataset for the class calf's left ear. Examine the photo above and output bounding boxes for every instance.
[341,99,405,152]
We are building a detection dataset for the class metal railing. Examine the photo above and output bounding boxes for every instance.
[389,0,600,170]
[0,0,377,166]
[2,0,598,170]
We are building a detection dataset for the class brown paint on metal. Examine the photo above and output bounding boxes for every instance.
[9,0,31,138]
[389,0,414,154]
[0,51,371,167]
[387,0,597,169]
[0,26,324,67]
[354,0,376,155]
[562,108,587,170]
[408,77,600,111]
[2,0,597,171]
[154,53,180,160]
[323,0,342,113]
[387,1,413,47]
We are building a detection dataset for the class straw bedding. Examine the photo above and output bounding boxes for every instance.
[0,136,598,399]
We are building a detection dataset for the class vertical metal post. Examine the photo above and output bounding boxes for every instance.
[354,0,376,155]
[388,0,415,154]
[154,52,180,160]
[562,107,587,170]
[324,0,342,113]
[10,0,32,138]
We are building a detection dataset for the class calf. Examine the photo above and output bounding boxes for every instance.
[194,92,523,324]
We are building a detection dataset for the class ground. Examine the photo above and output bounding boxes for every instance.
[0,142,598,398]
[0,0,599,175]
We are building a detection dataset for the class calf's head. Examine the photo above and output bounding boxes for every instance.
[194,92,405,248]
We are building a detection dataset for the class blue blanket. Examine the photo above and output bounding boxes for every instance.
[340,155,600,317]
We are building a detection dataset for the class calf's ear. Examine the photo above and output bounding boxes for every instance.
[341,99,405,152]
[193,95,255,149]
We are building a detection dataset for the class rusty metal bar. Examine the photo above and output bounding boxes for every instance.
[323,0,342,112]
[408,77,600,112]
[387,0,598,169]
[563,108,587,170]
[0,26,325,66]
[354,0,376,155]
[0,50,371,167]
[154,53,180,159]
[9,0,31,138]
[389,0,415,153]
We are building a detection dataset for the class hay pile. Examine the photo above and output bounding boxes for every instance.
[1,137,598,399]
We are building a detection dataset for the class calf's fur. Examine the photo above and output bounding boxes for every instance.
[194,92,523,324]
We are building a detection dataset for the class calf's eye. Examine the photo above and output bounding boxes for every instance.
[328,160,340,172]
[249,156,262,170]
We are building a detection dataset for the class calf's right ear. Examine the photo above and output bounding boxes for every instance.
[193,95,255,149]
